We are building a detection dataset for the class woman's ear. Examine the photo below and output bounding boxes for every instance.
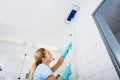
[42,58,46,62]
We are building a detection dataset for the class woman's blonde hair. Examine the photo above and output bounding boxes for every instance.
[29,48,46,80]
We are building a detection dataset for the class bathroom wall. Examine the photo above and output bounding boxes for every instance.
[64,0,120,80]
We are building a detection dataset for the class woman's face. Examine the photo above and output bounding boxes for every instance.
[44,50,53,62]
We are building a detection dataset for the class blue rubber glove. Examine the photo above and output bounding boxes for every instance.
[62,42,72,58]
[63,64,72,80]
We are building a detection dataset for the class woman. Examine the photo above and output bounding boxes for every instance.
[29,42,72,80]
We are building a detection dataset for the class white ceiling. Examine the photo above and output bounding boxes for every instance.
[0,0,80,50]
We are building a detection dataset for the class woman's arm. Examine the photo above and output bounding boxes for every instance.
[51,56,64,72]
[51,42,72,72]
[47,75,57,80]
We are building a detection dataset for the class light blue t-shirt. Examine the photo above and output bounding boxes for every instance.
[33,64,53,80]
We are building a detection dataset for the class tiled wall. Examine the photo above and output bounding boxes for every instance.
[0,41,34,80]
[75,43,119,80]
[68,0,120,80]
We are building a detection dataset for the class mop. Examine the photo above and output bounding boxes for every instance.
[63,5,80,80]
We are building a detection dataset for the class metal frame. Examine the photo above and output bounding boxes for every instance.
[92,0,120,78]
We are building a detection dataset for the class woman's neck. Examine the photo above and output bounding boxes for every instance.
[43,62,50,67]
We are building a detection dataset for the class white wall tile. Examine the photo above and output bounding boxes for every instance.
[98,54,114,72]
[86,49,97,63]
[88,25,103,46]
[79,55,90,66]
[0,42,27,78]
[102,68,119,80]
[85,77,93,80]
[82,65,91,78]
[90,60,101,75]
[94,41,108,58]
[76,67,84,79]
[92,73,104,80]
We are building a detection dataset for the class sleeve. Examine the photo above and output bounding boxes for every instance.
[41,65,53,80]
